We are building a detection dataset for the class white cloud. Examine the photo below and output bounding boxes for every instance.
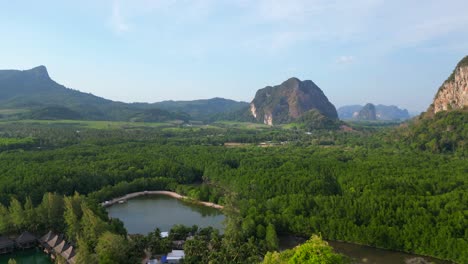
[337,56,355,64]
[103,0,468,55]
[110,1,130,33]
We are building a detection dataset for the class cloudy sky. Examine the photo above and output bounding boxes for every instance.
[1,0,467,112]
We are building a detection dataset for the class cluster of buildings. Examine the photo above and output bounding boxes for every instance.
[147,232,185,264]
[40,231,76,264]
[0,231,76,264]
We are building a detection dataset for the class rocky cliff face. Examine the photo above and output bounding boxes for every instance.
[356,103,377,120]
[428,56,468,115]
[250,77,338,125]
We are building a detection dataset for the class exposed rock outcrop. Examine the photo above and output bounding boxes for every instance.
[356,103,377,120]
[428,56,468,115]
[250,77,338,125]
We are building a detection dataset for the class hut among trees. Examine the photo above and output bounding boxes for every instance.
[15,231,37,249]
[40,231,63,254]
[61,245,76,261]
[0,236,15,254]
[39,231,76,264]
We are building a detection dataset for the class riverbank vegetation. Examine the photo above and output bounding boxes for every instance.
[0,117,466,263]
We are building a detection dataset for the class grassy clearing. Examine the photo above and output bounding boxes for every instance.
[0,119,175,129]
[0,108,29,115]
[212,121,271,129]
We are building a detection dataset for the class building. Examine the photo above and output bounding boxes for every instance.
[40,232,63,254]
[40,231,75,264]
[0,236,15,254]
[15,231,37,249]
[61,245,75,259]
[53,240,69,256]
[166,250,185,264]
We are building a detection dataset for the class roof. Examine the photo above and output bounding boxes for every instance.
[47,235,63,249]
[40,231,55,243]
[68,255,76,264]
[0,236,15,248]
[53,240,69,254]
[16,231,37,244]
[61,245,75,260]
[167,250,185,260]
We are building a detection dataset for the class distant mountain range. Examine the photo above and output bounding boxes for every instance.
[146,98,248,121]
[4,64,454,127]
[0,66,247,122]
[338,104,410,121]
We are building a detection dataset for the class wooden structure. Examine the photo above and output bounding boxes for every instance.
[0,236,15,254]
[39,231,76,264]
[15,231,37,249]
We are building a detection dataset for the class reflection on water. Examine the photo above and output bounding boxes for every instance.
[279,236,453,264]
[328,241,453,264]
[106,195,225,234]
[0,248,51,264]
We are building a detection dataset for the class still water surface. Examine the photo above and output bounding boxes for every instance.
[106,194,225,234]
[0,248,51,264]
[107,195,453,264]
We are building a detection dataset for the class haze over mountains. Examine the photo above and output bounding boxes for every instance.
[1,58,465,125]
[0,66,247,122]
[338,104,411,121]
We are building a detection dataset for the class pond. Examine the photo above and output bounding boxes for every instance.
[279,236,453,264]
[106,194,225,234]
[0,248,51,264]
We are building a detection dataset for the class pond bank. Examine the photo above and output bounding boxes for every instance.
[279,235,454,264]
[100,190,224,210]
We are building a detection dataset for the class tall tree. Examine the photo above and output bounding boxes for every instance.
[95,232,128,264]
[75,237,98,264]
[9,198,25,231]
[0,204,12,233]
[23,197,37,231]
[37,193,64,230]
[80,204,108,250]
[265,224,279,251]
[64,193,83,241]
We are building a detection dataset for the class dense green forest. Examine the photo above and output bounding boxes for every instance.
[0,114,466,263]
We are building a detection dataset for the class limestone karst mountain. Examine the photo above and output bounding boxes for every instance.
[249,77,338,125]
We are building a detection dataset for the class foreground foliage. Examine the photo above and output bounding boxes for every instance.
[262,235,348,264]
[0,119,466,263]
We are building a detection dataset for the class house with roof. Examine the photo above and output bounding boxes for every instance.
[15,231,37,249]
[0,236,15,254]
[61,244,75,260]
[166,250,185,264]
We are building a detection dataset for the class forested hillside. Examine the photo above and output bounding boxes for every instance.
[0,66,247,122]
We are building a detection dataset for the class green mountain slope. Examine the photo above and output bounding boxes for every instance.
[0,66,246,122]
[148,97,249,121]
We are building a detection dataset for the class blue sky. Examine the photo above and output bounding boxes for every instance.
[1,0,467,112]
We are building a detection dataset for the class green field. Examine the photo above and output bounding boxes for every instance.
[0,119,179,129]
[0,108,29,115]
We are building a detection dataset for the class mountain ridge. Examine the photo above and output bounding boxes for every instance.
[249,77,338,125]
[0,66,247,122]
